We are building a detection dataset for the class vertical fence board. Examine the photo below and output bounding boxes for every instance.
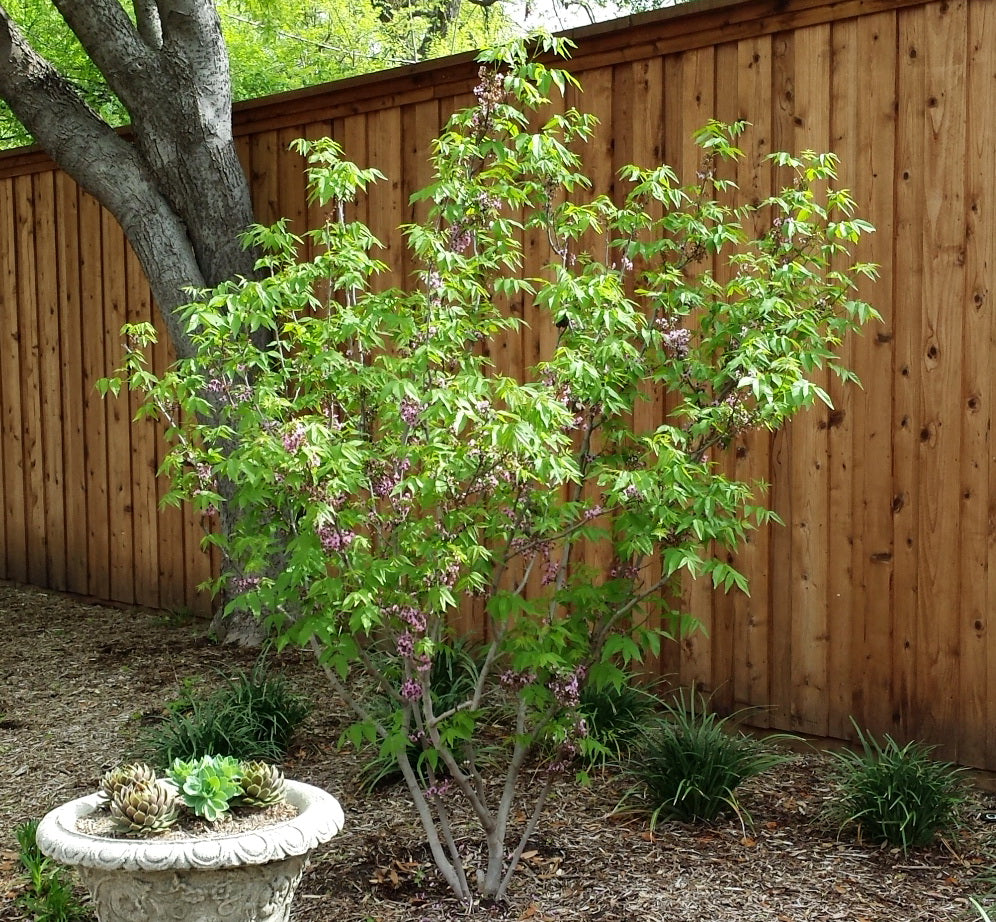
[14,175,46,588]
[731,33,773,722]
[578,67,614,605]
[79,193,110,601]
[767,28,795,727]
[33,172,66,591]
[55,174,88,596]
[959,0,994,764]
[367,108,404,292]
[124,244,161,610]
[151,325,187,614]
[839,11,900,739]
[277,127,308,238]
[101,209,135,605]
[892,4,926,739]
[706,40,741,715]
[0,182,26,582]
[826,17,859,741]
[788,24,832,737]
[627,56,668,678]
[250,129,281,227]
[341,114,370,241]
[915,0,967,757]
[675,44,717,694]
[967,0,996,767]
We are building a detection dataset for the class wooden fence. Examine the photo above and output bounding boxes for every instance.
[2,0,995,766]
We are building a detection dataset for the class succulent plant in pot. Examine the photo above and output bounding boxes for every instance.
[166,754,245,823]
[35,758,344,922]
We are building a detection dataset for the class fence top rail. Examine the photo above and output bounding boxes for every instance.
[0,0,925,181]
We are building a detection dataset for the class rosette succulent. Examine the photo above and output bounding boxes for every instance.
[109,780,179,835]
[238,761,286,807]
[98,762,157,807]
[167,755,243,822]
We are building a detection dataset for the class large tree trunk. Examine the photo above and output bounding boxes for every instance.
[0,1,265,644]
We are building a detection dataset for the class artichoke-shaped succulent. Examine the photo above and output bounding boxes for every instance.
[98,762,157,807]
[238,761,286,808]
[109,781,179,835]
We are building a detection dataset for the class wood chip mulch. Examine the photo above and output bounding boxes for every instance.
[2,581,995,922]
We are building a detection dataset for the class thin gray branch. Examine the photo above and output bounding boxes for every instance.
[134,0,164,50]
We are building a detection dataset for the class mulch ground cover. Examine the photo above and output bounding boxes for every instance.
[2,581,995,921]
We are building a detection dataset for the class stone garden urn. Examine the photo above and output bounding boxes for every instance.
[36,779,344,922]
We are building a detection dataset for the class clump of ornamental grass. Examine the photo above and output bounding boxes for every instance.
[625,690,789,826]
[102,32,877,902]
[145,663,310,767]
[576,672,663,770]
[825,722,966,850]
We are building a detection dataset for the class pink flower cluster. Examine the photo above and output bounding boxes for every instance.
[401,678,422,701]
[399,396,423,427]
[549,666,586,708]
[370,457,411,499]
[390,605,426,633]
[500,669,535,691]
[230,575,261,594]
[282,422,306,453]
[317,523,355,554]
[396,632,415,657]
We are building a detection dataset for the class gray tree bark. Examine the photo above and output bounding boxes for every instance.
[0,0,265,644]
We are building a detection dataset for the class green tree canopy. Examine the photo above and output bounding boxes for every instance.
[0,0,514,148]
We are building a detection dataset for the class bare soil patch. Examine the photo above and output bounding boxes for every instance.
[2,581,995,921]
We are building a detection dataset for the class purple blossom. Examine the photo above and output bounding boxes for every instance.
[389,605,427,633]
[195,464,213,489]
[439,561,461,589]
[610,563,640,580]
[477,192,501,213]
[550,667,586,708]
[401,678,422,701]
[546,738,580,774]
[283,423,306,453]
[472,67,504,106]
[500,669,535,691]
[657,324,692,358]
[397,632,415,657]
[424,780,452,798]
[400,396,423,427]
[317,523,355,554]
[230,575,261,594]
[370,457,411,499]
[448,224,473,253]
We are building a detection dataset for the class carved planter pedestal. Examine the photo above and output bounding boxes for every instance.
[36,779,344,922]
